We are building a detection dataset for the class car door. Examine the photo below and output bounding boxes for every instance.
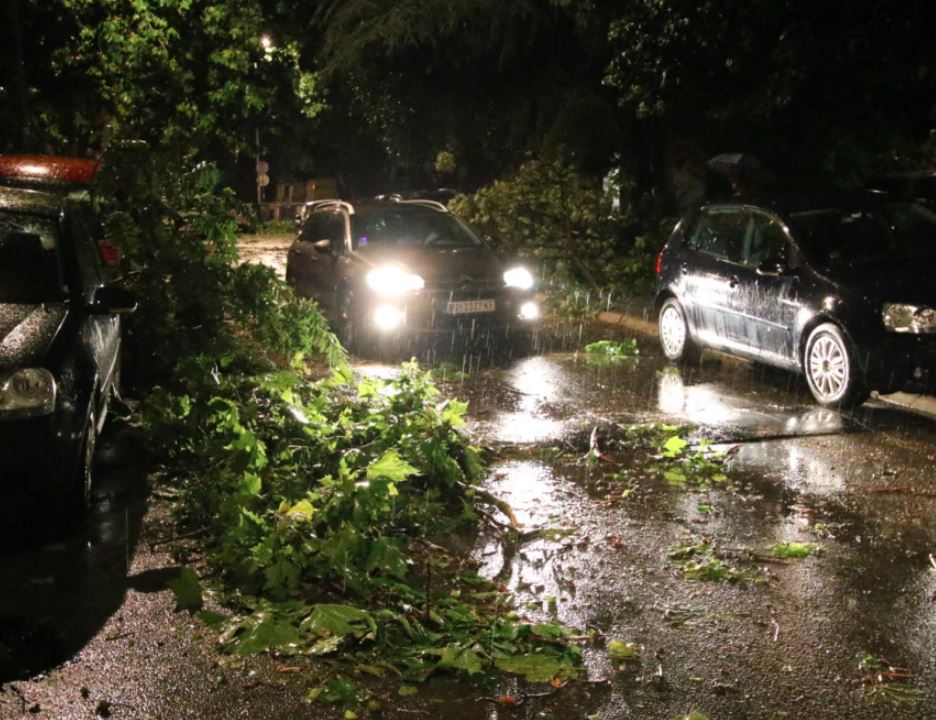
[680,206,747,349]
[68,208,119,418]
[730,209,801,365]
[288,210,347,313]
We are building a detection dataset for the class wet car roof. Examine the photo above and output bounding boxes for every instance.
[0,185,72,217]
[705,190,901,217]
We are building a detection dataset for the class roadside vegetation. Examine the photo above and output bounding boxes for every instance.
[90,148,586,707]
[450,156,663,302]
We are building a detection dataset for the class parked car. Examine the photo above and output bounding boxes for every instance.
[867,171,936,210]
[655,193,936,407]
[285,198,539,351]
[0,156,136,521]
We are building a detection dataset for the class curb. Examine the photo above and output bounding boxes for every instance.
[595,307,936,422]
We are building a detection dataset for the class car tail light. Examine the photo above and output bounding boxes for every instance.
[655,248,665,274]
[97,239,119,264]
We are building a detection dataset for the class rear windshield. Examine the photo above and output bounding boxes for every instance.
[789,202,936,266]
[0,211,63,303]
[351,210,482,249]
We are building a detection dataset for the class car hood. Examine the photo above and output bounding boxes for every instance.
[355,245,504,283]
[826,262,936,306]
[0,303,68,370]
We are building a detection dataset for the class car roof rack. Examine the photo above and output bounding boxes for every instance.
[305,199,355,215]
[396,199,449,212]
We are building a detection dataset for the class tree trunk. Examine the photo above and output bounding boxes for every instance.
[8,0,32,149]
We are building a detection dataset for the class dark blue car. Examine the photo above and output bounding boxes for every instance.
[655,194,936,407]
[0,156,135,521]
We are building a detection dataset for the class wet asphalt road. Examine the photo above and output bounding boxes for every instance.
[2,238,936,718]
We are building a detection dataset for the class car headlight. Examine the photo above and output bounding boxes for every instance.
[366,266,424,296]
[882,303,936,333]
[0,368,57,419]
[503,266,534,290]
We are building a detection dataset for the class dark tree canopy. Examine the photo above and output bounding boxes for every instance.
[2,0,935,203]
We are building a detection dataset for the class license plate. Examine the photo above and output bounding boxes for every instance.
[446,299,496,315]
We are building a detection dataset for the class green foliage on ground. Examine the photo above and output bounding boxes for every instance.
[144,362,582,690]
[770,541,823,559]
[585,339,639,360]
[666,539,759,584]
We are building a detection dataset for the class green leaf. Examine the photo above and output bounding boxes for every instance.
[284,499,314,520]
[663,469,687,484]
[494,653,576,682]
[308,636,343,655]
[367,450,419,483]
[398,685,418,697]
[305,604,377,638]
[662,435,688,458]
[233,617,301,655]
[434,645,485,675]
[239,472,261,495]
[770,541,822,558]
[168,567,203,611]
[197,609,227,629]
[607,639,640,663]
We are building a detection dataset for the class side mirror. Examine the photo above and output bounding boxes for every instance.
[88,285,137,314]
[755,259,788,277]
[313,238,335,254]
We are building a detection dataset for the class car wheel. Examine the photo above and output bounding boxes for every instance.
[337,291,368,356]
[658,298,700,364]
[48,407,95,531]
[803,323,868,408]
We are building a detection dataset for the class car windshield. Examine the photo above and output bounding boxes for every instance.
[352,209,482,249]
[0,211,63,303]
[789,202,936,266]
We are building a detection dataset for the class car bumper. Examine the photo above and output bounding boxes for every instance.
[359,290,540,337]
[865,333,936,392]
[0,413,82,488]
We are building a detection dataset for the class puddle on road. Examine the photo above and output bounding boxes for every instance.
[456,347,936,718]
[347,332,936,717]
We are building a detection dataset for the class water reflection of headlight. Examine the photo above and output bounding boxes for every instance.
[373,304,405,331]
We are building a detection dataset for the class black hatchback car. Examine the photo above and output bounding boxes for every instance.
[286,198,539,351]
[655,194,936,407]
[0,156,135,519]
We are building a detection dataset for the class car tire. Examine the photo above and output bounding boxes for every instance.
[46,406,95,532]
[337,291,370,356]
[803,323,869,408]
[658,298,701,364]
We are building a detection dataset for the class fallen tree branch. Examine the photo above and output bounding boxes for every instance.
[589,426,620,467]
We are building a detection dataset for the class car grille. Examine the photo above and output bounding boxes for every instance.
[423,278,503,299]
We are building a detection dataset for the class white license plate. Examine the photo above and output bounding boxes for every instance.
[446,299,496,315]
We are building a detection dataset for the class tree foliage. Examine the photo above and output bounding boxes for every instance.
[603,0,936,187]
[3,0,324,160]
[94,144,346,387]
[451,156,658,294]
[309,0,619,189]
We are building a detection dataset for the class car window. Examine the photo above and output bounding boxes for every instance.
[68,209,105,300]
[304,211,345,243]
[0,211,64,303]
[741,213,791,268]
[790,202,936,266]
[688,207,746,262]
[351,210,482,249]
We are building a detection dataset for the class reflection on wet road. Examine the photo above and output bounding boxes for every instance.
[362,336,936,719]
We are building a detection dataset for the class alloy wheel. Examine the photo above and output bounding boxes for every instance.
[659,304,687,359]
[807,334,848,402]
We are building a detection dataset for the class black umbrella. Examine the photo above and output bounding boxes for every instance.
[706,153,760,179]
